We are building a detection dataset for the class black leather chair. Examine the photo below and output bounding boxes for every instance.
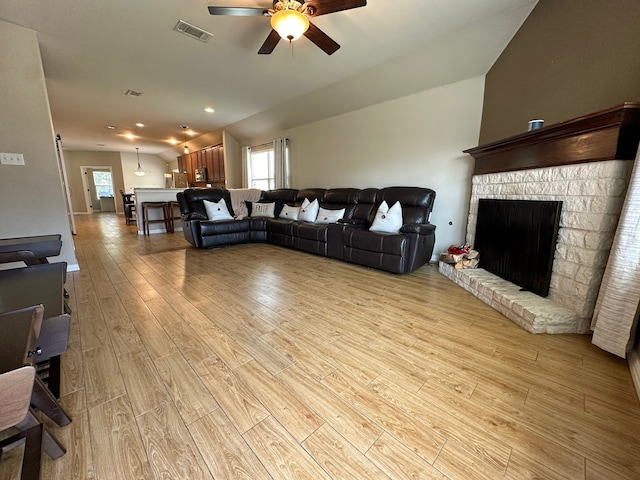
[177,186,437,274]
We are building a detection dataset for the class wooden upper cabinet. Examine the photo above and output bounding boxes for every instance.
[177,144,226,186]
[197,150,206,169]
[202,148,214,182]
[214,145,225,183]
[185,153,195,184]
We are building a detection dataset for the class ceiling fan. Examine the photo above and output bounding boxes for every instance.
[208,0,367,55]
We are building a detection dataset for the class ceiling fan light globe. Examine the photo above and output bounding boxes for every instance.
[270,9,309,41]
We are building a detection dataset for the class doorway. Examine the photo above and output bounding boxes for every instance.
[81,166,114,213]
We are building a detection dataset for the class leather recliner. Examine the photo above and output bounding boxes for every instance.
[176,186,436,274]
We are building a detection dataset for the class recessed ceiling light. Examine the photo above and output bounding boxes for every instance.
[136,123,145,127]
[168,139,179,145]
[106,125,116,129]
[125,133,135,140]
[204,107,214,113]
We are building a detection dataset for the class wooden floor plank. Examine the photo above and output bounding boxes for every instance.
[323,369,446,464]
[233,359,324,442]
[277,364,383,454]
[365,432,448,480]
[302,423,390,479]
[433,439,506,480]
[187,409,272,480]
[136,401,213,480]
[154,352,219,424]
[193,355,270,433]
[243,416,332,480]
[369,374,512,472]
[87,394,152,480]
[83,343,126,408]
[117,349,170,417]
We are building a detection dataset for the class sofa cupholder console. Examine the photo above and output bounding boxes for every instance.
[177,186,436,274]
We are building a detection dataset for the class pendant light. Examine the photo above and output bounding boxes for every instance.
[134,147,145,176]
[181,125,189,154]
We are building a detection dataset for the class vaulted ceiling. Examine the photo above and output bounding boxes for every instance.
[0,0,537,155]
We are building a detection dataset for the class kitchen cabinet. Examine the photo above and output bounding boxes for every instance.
[177,144,225,187]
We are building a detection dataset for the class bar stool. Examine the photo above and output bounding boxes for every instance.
[166,201,181,233]
[119,190,136,225]
[141,202,170,235]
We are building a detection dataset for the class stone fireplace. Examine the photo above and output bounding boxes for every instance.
[440,103,640,334]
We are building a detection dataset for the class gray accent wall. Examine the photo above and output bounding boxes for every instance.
[0,20,78,270]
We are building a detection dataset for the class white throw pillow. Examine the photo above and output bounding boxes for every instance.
[279,204,300,220]
[299,198,319,222]
[369,200,403,233]
[249,201,276,218]
[203,198,234,221]
[315,207,345,224]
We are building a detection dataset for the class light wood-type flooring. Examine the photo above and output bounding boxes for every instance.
[2,212,640,479]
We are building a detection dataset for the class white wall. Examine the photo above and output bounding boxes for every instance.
[120,152,169,193]
[0,20,78,270]
[244,76,484,258]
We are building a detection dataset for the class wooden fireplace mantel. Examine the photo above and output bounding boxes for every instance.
[465,102,640,175]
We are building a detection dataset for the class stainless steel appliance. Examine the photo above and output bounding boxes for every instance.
[194,167,207,182]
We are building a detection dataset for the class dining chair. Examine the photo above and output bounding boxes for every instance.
[0,306,67,461]
[0,365,43,479]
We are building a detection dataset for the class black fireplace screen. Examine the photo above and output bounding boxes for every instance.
[474,199,562,297]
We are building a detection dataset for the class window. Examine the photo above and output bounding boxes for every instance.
[93,171,114,197]
[249,144,275,190]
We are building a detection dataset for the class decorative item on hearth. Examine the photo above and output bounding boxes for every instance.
[528,119,544,131]
[439,244,479,269]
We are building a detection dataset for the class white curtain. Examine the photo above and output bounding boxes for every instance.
[591,148,640,358]
[241,146,251,188]
[273,137,290,189]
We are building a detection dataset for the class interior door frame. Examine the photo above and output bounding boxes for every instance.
[80,166,114,213]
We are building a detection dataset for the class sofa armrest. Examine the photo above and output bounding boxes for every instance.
[400,223,436,235]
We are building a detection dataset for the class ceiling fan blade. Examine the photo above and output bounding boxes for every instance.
[304,22,340,55]
[258,29,282,54]
[304,0,367,17]
[208,6,268,16]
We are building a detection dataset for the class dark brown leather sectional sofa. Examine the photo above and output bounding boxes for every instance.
[176,186,436,274]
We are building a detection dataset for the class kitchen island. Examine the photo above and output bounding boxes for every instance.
[133,188,184,235]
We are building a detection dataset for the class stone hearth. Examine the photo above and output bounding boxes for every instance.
[439,262,580,333]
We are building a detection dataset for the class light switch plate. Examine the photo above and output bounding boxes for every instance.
[0,153,25,165]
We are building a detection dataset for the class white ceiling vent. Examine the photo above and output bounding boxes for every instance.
[174,20,213,42]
